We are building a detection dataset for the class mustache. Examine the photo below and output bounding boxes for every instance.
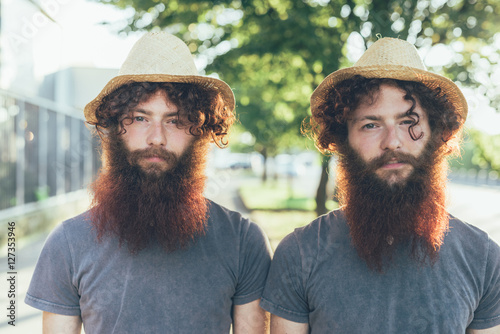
[366,151,421,172]
[128,147,178,165]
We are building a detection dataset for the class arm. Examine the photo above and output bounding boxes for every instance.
[270,314,308,334]
[233,299,270,334]
[467,325,500,334]
[43,312,82,334]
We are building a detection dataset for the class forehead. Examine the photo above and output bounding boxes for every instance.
[351,84,425,119]
[134,90,179,112]
[139,90,174,105]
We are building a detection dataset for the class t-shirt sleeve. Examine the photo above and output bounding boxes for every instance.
[232,221,273,305]
[24,223,81,316]
[260,233,309,323]
[468,237,500,329]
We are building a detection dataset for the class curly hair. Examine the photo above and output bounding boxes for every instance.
[305,75,464,155]
[89,81,235,148]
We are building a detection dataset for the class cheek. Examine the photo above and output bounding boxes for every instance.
[413,119,432,145]
[121,128,143,150]
[348,134,377,161]
[169,131,194,152]
[408,129,431,154]
[357,144,378,162]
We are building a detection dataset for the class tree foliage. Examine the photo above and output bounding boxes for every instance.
[467,129,500,171]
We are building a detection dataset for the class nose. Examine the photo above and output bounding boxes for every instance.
[380,126,402,151]
[146,122,167,146]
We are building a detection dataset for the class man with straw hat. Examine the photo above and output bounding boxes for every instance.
[261,37,500,333]
[25,32,272,333]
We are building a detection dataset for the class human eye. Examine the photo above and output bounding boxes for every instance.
[134,116,146,122]
[166,115,186,126]
[165,117,178,126]
[401,118,416,126]
[362,123,377,130]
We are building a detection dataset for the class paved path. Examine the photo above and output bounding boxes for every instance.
[447,182,500,243]
[1,175,498,333]
[1,232,50,334]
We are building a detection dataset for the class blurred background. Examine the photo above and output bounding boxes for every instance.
[0,0,499,332]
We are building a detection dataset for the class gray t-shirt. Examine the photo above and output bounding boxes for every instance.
[26,200,272,333]
[261,209,500,333]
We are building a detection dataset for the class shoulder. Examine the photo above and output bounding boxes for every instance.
[33,212,95,280]
[445,215,497,253]
[207,200,265,238]
[60,211,94,232]
[42,211,97,253]
[449,218,500,329]
[280,209,349,251]
[39,212,98,258]
[207,200,249,227]
[447,215,490,239]
[442,215,500,277]
[205,200,270,255]
[294,209,347,237]
[273,209,349,263]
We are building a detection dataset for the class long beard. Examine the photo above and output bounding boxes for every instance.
[336,142,449,272]
[90,135,209,254]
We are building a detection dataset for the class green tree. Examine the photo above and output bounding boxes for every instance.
[467,129,500,172]
[92,0,500,215]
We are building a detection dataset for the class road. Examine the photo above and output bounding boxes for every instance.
[0,176,499,333]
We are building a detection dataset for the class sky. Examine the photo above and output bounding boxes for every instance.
[2,0,500,134]
[2,0,141,90]
[30,1,140,76]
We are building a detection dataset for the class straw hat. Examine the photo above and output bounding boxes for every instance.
[310,37,468,120]
[84,32,235,123]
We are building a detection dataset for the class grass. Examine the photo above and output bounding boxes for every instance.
[239,179,337,211]
[250,210,318,250]
[239,179,338,250]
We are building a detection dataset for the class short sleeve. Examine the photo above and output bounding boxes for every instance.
[232,222,273,305]
[25,223,81,316]
[260,233,309,323]
[468,237,500,329]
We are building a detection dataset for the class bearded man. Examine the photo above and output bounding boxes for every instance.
[25,32,272,333]
[260,38,500,333]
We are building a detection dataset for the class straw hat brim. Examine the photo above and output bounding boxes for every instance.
[84,73,235,124]
[310,65,468,121]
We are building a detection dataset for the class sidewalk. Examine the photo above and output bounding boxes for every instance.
[447,182,500,244]
[1,232,50,334]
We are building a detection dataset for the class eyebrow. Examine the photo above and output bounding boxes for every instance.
[351,111,412,124]
[132,108,179,118]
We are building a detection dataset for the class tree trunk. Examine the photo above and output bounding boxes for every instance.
[261,147,268,183]
[315,155,331,217]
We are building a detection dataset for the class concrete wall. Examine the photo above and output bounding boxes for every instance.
[0,190,90,247]
[39,67,118,110]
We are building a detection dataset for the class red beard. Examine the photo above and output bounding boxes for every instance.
[336,142,449,272]
[90,135,210,254]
